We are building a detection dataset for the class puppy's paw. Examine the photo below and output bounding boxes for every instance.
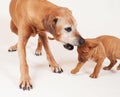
[103,66,111,70]
[8,46,17,52]
[35,49,42,56]
[50,65,63,73]
[71,69,78,74]
[117,65,120,70]
[89,73,98,78]
[19,77,33,90]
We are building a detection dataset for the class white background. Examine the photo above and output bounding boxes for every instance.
[0,0,120,97]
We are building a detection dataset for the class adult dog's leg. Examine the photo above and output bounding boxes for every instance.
[39,33,63,73]
[18,25,32,90]
[8,20,18,52]
[35,37,42,56]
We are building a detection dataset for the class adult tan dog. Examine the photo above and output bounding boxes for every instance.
[9,0,85,90]
[71,35,120,78]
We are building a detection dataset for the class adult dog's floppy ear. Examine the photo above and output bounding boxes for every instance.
[42,15,58,35]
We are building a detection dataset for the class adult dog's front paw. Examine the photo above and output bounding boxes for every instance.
[8,45,17,52]
[35,49,42,56]
[49,65,63,73]
[19,77,33,90]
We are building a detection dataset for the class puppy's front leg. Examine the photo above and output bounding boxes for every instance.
[71,62,84,74]
[18,28,32,90]
[90,58,104,78]
[39,33,63,73]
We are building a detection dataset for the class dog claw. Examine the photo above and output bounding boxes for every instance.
[8,45,17,52]
[19,81,33,90]
[35,52,42,56]
[8,48,17,52]
[56,68,63,73]
[49,64,63,73]
[35,49,42,56]
[35,51,42,56]
[60,68,63,72]
[53,67,63,73]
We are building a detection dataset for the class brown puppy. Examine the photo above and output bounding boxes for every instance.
[71,35,120,78]
[9,0,85,90]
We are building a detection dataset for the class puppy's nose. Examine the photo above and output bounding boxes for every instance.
[79,37,85,45]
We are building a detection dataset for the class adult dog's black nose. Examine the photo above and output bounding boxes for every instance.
[79,37,85,45]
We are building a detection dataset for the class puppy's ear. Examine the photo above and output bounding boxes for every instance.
[42,15,58,35]
[87,40,98,49]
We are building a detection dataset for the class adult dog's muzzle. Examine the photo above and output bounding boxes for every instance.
[79,37,85,45]
[63,37,85,50]
[63,43,74,50]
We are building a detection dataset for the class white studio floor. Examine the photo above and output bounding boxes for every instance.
[0,0,120,97]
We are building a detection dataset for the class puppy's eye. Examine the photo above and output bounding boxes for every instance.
[64,27,72,32]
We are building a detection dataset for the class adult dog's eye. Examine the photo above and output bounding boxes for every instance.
[64,27,72,32]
